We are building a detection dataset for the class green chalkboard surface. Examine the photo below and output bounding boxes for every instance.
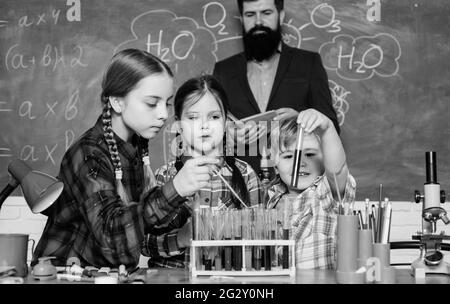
[0,0,449,200]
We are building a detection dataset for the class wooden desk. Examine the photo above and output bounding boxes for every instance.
[21,266,450,284]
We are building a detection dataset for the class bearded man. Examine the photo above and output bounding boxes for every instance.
[213,0,339,175]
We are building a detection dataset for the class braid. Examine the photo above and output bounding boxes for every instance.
[224,156,250,209]
[101,99,130,204]
[102,101,122,172]
[140,136,158,193]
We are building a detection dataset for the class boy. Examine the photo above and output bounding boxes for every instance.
[267,109,356,269]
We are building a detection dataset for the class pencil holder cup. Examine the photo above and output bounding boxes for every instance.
[358,229,373,268]
[372,243,390,267]
[371,243,396,284]
[336,215,365,284]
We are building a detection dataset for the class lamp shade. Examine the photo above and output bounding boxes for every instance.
[7,159,63,213]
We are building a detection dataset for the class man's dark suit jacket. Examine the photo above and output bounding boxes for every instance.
[213,43,339,174]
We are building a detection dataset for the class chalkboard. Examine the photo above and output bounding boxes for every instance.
[1,0,449,201]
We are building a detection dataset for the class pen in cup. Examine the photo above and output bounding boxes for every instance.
[365,198,370,229]
[380,198,392,244]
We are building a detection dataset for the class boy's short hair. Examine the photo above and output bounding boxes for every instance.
[269,117,321,164]
[237,0,284,15]
[270,118,298,161]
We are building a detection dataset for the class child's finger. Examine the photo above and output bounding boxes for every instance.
[190,156,220,166]
[303,113,315,132]
[197,181,210,189]
[307,119,321,133]
[306,113,320,132]
[194,166,211,174]
[296,111,305,126]
[196,173,212,182]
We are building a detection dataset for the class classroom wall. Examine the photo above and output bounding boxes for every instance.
[1,0,449,201]
[2,196,450,267]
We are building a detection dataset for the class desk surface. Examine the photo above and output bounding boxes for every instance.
[21,267,450,284]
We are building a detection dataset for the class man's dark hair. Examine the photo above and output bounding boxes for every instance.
[237,0,284,15]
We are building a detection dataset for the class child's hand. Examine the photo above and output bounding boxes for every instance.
[173,157,219,197]
[296,109,332,134]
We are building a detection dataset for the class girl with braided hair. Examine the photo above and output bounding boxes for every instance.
[32,49,219,269]
[142,75,263,269]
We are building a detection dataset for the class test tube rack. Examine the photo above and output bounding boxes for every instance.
[190,239,296,277]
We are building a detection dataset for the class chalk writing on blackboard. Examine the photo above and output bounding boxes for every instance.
[115,9,218,74]
[0,148,12,158]
[17,10,62,28]
[281,2,343,48]
[5,44,87,72]
[319,33,401,81]
[202,2,229,36]
[329,80,350,126]
[310,3,341,33]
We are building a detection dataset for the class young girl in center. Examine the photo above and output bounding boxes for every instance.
[142,75,263,268]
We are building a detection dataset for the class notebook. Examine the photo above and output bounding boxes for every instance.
[228,110,277,124]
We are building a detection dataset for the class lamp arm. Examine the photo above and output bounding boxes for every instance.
[0,177,20,210]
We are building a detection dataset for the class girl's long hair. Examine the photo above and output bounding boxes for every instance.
[174,75,250,208]
[100,48,173,203]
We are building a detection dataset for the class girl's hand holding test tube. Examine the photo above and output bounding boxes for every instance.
[173,157,219,197]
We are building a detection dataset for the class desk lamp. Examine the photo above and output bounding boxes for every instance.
[0,159,64,213]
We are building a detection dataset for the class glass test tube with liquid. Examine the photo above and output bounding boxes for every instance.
[242,208,253,270]
[223,209,233,270]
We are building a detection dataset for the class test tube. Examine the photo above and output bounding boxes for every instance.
[264,209,272,270]
[212,210,223,270]
[253,207,264,270]
[282,200,292,269]
[202,208,213,270]
[223,209,233,270]
[242,208,252,270]
[270,209,278,268]
[192,208,202,269]
[233,209,243,270]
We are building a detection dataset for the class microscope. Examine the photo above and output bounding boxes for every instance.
[411,151,450,276]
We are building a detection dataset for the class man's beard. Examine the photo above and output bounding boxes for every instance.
[243,24,282,62]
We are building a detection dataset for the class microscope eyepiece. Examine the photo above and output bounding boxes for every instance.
[425,151,437,184]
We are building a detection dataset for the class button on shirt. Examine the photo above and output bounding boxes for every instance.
[247,46,281,112]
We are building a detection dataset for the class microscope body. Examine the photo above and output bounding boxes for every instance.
[411,152,449,276]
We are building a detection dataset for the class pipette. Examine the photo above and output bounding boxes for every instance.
[212,168,249,208]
